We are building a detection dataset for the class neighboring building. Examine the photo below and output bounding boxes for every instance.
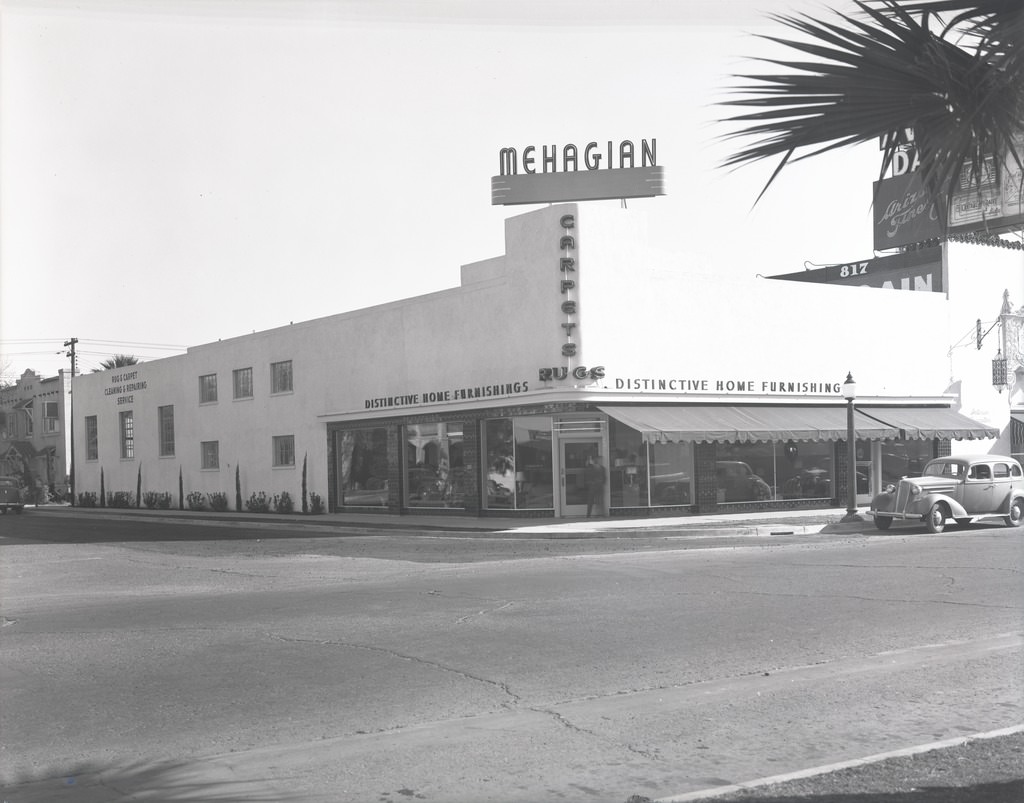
[69,203,1018,518]
[0,369,72,499]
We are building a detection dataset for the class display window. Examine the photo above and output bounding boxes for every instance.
[513,416,554,509]
[609,419,648,507]
[879,440,935,488]
[716,440,835,502]
[404,423,466,509]
[483,416,554,510]
[338,427,390,507]
[609,419,694,507]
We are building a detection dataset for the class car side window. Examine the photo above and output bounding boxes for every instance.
[1012,464,1023,477]
[993,463,1009,478]
[969,464,992,480]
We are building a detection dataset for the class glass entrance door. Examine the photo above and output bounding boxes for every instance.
[560,439,602,516]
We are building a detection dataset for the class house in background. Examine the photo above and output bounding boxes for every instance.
[0,369,72,500]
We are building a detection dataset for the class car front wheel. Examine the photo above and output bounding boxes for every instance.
[874,515,892,530]
[925,503,947,534]
[1006,499,1024,528]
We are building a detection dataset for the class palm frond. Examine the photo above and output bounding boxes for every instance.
[719,0,1024,215]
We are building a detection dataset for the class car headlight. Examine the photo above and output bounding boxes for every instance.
[908,483,922,496]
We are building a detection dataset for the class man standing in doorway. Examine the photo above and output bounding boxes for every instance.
[585,454,606,518]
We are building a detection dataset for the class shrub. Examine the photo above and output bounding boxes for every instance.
[309,492,325,515]
[143,491,173,509]
[208,492,229,512]
[186,491,205,511]
[108,491,134,508]
[245,491,271,513]
[301,454,308,514]
[78,491,98,508]
[272,491,294,514]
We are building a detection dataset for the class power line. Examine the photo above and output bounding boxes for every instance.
[0,338,187,350]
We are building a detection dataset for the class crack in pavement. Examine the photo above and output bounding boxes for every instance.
[265,631,660,760]
[267,632,522,707]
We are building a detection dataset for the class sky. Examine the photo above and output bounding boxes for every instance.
[2,0,896,380]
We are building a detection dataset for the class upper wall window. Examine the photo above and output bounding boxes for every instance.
[271,360,293,394]
[233,367,253,400]
[158,405,175,457]
[43,401,60,433]
[199,374,218,404]
[119,410,134,459]
[85,416,98,461]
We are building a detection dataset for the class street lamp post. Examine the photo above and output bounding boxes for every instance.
[841,372,863,522]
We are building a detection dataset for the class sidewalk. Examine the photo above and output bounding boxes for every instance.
[28,503,863,538]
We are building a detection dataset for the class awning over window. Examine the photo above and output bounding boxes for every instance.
[859,408,999,440]
[597,406,900,444]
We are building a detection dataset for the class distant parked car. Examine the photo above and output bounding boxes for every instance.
[869,455,1024,533]
[0,476,25,514]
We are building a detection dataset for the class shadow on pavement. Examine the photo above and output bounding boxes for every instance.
[1,758,300,802]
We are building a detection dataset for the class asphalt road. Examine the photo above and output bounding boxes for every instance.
[1,513,1021,802]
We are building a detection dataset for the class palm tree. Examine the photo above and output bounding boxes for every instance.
[94,354,140,372]
[719,1,1023,220]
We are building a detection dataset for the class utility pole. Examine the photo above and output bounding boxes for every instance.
[64,338,78,505]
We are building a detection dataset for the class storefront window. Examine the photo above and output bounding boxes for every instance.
[513,416,553,509]
[609,419,648,507]
[483,416,554,510]
[776,441,835,500]
[404,423,465,509]
[716,441,834,502]
[609,419,694,507]
[879,440,934,487]
[339,427,390,507]
[484,418,515,508]
[649,441,695,506]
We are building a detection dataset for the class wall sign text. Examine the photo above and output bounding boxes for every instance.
[613,377,842,394]
[105,370,147,406]
[365,381,530,410]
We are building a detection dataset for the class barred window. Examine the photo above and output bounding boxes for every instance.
[201,440,219,470]
[272,435,295,467]
[158,405,175,457]
[271,360,293,394]
[86,416,99,461]
[119,410,134,459]
[233,367,253,399]
[199,374,218,404]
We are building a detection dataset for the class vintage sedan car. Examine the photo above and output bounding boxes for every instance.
[0,476,25,514]
[869,455,1024,533]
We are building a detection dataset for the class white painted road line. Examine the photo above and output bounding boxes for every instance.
[657,723,1024,802]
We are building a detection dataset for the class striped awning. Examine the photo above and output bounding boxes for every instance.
[598,406,899,444]
[859,408,999,440]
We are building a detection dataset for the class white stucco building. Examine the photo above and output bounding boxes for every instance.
[69,203,1020,518]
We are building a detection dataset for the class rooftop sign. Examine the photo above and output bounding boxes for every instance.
[873,134,1024,248]
[491,138,666,205]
